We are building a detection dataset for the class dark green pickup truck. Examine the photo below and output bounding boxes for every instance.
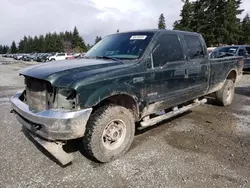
[10,29,243,165]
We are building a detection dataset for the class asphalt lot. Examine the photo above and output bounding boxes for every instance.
[0,60,250,188]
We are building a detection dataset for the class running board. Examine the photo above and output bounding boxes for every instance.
[140,99,207,127]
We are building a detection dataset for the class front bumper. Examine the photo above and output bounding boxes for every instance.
[10,91,92,141]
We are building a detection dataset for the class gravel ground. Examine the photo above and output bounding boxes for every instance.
[0,60,250,188]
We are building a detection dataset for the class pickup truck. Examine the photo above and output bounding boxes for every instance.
[10,29,243,165]
[48,53,68,61]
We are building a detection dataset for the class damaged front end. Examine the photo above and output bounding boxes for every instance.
[10,76,92,165]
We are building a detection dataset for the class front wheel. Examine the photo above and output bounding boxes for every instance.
[215,79,235,106]
[82,105,135,162]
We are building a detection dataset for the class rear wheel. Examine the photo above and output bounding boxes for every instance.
[82,105,135,162]
[215,79,235,106]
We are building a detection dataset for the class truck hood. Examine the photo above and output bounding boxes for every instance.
[20,58,128,87]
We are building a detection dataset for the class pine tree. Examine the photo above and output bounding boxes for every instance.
[2,46,9,54]
[0,45,3,54]
[240,13,250,44]
[10,41,17,53]
[173,0,244,46]
[174,0,193,31]
[223,0,241,44]
[158,13,166,29]
[33,36,40,52]
[72,26,87,52]
[95,36,102,44]
[23,36,28,53]
[18,39,25,53]
[72,26,80,49]
[38,35,45,52]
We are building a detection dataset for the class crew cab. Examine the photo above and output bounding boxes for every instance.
[48,53,68,61]
[210,45,250,69]
[10,30,243,165]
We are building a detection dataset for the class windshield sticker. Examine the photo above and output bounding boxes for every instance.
[130,35,147,40]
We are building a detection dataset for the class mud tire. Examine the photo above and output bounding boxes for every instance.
[215,79,235,106]
[82,105,135,162]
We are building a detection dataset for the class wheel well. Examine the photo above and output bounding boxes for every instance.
[93,94,139,121]
[227,70,237,82]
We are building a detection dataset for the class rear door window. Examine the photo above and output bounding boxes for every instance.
[153,34,184,67]
[184,35,204,59]
[245,47,250,54]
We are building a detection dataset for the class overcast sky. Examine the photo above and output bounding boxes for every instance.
[0,0,249,46]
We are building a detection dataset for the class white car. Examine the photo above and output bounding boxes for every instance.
[48,53,68,61]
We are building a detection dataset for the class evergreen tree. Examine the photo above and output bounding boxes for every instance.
[0,45,3,54]
[18,39,25,53]
[86,44,92,50]
[10,41,17,53]
[95,36,102,44]
[174,0,193,31]
[223,0,241,44]
[72,26,87,52]
[23,36,28,53]
[38,35,45,52]
[240,13,250,44]
[3,45,9,54]
[158,13,166,29]
[33,36,40,52]
[173,0,244,46]
[72,26,80,49]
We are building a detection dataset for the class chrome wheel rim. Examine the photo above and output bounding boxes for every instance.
[102,119,126,150]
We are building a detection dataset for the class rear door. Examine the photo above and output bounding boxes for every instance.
[182,34,210,97]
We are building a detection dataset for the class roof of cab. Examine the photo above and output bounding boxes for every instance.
[109,29,201,36]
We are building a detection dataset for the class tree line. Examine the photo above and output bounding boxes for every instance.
[0,27,104,54]
[0,45,10,54]
[158,0,249,46]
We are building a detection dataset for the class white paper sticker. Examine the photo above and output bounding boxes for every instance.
[130,35,147,40]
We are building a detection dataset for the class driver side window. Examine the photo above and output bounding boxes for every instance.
[153,34,184,68]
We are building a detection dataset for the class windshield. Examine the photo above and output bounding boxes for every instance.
[85,32,154,60]
[218,47,239,54]
[210,46,239,58]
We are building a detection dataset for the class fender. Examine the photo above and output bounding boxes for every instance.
[79,83,140,110]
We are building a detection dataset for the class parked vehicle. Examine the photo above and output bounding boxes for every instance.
[13,54,24,60]
[210,45,250,69]
[66,53,81,60]
[36,53,50,62]
[22,54,31,61]
[48,53,68,61]
[10,30,243,165]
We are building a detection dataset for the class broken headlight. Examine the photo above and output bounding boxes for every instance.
[54,88,78,110]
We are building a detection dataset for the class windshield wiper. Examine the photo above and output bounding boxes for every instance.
[95,56,120,61]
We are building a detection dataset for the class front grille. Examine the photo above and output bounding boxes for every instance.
[25,77,52,112]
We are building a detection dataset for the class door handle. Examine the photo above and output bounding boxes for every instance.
[185,68,189,78]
